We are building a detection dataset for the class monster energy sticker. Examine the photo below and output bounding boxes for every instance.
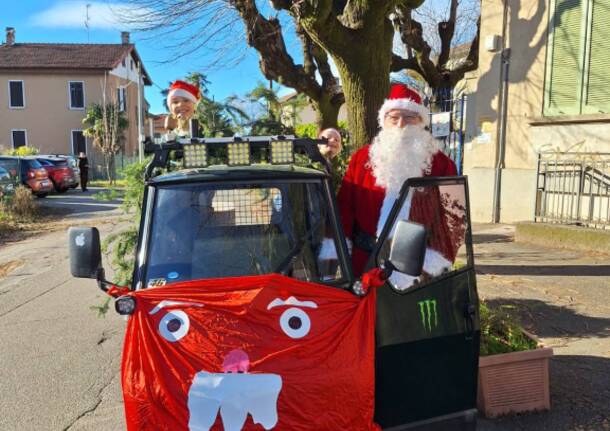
[418,299,438,332]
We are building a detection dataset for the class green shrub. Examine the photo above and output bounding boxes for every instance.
[97,159,148,286]
[479,301,538,356]
[3,146,39,156]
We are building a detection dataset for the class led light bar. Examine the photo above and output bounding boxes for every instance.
[227,142,250,166]
[270,140,294,164]
[183,144,208,168]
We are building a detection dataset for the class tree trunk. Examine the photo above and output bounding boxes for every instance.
[331,26,393,147]
[311,93,342,130]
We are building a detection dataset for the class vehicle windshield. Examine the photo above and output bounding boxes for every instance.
[26,159,43,169]
[143,181,346,287]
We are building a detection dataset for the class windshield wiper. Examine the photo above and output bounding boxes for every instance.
[273,218,324,275]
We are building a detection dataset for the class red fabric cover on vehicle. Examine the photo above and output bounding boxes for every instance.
[121,274,379,431]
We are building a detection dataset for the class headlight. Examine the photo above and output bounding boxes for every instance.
[270,140,294,164]
[183,143,208,168]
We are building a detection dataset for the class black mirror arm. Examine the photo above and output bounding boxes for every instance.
[95,267,130,299]
[380,260,396,280]
[96,267,112,292]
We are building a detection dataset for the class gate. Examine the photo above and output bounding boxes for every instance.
[428,89,467,175]
[535,152,610,229]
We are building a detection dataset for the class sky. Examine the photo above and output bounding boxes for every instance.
[2,0,299,115]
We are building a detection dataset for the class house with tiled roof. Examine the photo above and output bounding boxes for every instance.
[0,27,153,166]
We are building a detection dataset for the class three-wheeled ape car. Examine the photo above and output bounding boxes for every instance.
[69,136,480,431]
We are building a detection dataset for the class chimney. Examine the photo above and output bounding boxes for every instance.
[121,31,130,44]
[6,27,15,46]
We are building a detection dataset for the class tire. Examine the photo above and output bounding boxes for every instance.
[36,193,48,198]
[56,187,68,194]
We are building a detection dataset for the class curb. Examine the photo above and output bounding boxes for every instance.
[515,222,610,255]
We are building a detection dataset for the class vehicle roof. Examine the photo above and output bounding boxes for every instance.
[150,164,327,185]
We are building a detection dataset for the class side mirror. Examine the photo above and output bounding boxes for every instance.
[68,227,102,279]
[388,220,427,276]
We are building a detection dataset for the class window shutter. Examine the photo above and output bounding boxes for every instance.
[545,0,584,115]
[583,0,610,113]
[9,81,24,108]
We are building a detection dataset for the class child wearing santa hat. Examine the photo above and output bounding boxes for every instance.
[164,80,202,137]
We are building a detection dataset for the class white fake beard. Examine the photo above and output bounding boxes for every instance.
[369,124,439,194]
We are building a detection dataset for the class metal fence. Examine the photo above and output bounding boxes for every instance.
[89,153,140,180]
[428,89,467,175]
[535,152,610,229]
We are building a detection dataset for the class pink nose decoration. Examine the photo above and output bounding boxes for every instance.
[222,349,250,373]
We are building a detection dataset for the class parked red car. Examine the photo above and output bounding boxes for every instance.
[36,157,76,193]
[0,156,54,198]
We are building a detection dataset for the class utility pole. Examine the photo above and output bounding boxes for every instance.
[137,61,144,162]
[85,3,91,42]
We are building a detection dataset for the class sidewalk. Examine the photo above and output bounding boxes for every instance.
[473,224,610,431]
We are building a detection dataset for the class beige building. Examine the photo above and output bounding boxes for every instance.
[0,28,152,165]
[463,0,610,224]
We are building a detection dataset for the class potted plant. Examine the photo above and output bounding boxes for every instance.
[478,301,553,418]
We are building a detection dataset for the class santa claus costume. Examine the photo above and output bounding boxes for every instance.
[336,83,458,283]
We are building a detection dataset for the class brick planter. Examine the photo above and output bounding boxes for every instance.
[478,346,553,418]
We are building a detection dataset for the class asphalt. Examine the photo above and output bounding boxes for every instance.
[473,224,610,431]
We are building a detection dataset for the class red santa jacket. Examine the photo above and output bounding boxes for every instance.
[337,144,458,277]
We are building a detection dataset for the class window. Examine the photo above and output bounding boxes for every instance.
[11,130,27,149]
[8,80,24,108]
[130,59,134,70]
[69,81,85,109]
[144,182,346,286]
[544,0,610,115]
[117,87,126,112]
[373,179,471,292]
[71,130,87,155]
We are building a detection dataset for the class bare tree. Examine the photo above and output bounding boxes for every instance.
[120,0,424,148]
[391,0,480,94]
[82,75,129,183]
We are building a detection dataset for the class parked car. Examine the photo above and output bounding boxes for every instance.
[0,166,15,198]
[0,156,53,198]
[44,154,80,189]
[36,157,76,193]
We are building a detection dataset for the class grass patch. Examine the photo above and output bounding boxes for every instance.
[89,179,128,188]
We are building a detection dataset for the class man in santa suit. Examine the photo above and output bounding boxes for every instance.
[336,83,458,287]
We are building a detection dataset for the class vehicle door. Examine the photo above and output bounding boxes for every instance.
[368,176,479,430]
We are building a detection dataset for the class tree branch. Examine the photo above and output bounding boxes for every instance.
[231,0,322,100]
[437,0,457,67]
[394,5,441,87]
[449,17,480,86]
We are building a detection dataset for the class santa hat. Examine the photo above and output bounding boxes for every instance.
[166,80,201,107]
[377,83,429,126]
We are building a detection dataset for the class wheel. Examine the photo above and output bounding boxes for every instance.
[36,193,48,198]
[56,187,68,193]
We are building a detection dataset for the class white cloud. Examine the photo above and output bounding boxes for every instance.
[30,1,149,30]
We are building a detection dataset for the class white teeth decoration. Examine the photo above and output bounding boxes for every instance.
[187,372,282,431]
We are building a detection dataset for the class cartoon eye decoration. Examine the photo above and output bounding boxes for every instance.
[159,310,190,342]
[279,307,311,339]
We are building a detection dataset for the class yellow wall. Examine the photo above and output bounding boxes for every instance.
[464,0,610,222]
[0,70,146,159]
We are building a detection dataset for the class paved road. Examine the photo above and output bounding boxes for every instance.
[0,217,608,430]
[0,191,126,431]
[38,187,122,219]
[475,224,610,431]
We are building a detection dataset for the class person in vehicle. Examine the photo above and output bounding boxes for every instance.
[164,80,201,137]
[335,83,458,281]
[317,128,343,160]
